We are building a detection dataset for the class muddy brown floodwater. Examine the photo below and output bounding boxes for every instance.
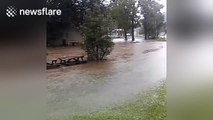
[47,37,166,119]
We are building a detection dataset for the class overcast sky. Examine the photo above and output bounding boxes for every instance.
[157,0,167,13]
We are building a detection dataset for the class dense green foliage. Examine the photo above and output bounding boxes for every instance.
[47,0,165,57]
[139,0,165,39]
[47,0,165,42]
[111,0,131,41]
[82,0,114,61]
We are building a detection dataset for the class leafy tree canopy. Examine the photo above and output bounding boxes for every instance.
[139,0,164,39]
[82,0,114,61]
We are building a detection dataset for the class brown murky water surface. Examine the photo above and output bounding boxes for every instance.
[47,38,166,118]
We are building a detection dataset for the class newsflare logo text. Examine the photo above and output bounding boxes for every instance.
[6,6,62,17]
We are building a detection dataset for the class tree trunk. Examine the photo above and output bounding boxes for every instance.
[131,27,135,41]
[124,29,128,41]
[144,25,148,40]
[144,31,148,40]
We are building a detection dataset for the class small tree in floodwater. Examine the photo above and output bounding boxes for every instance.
[82,0,114,61]
[83,35,114,61]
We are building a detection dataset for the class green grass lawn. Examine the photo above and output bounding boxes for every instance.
[52,81,166,120]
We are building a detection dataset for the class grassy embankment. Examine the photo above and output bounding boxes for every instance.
[53,81,166,120]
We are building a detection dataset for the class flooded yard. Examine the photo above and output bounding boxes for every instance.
[47,37,166,118]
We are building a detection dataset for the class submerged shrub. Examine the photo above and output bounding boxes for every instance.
[81,0,114,61]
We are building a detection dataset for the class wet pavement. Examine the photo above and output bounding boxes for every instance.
[47,37,166,118]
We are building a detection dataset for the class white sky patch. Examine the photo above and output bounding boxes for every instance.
[156,0,167,13]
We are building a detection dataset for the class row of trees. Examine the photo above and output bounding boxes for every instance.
[140,0,165,39]
[111,0,165,40]
[47,0,165,60]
